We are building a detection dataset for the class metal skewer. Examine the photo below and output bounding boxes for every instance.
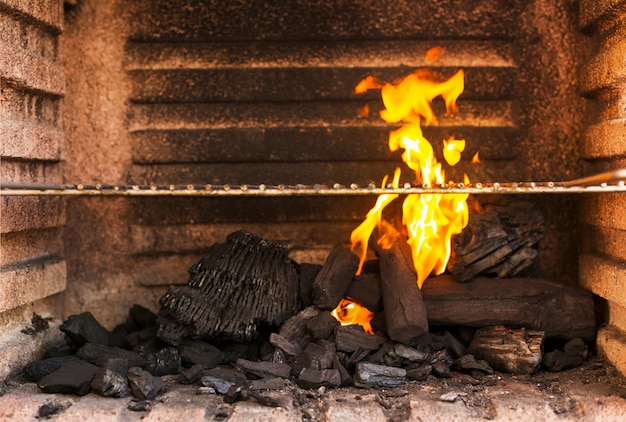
[2,170,626,197]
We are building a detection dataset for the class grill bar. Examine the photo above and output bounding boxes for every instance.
[2,169,626,197]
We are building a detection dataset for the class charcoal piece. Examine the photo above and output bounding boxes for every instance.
[375,231,429,344]
[353,362,406,388]
[178,339,225,369]
[543,338,588,372]
[219,341,260,363]
[60,312,111,348]
[201,367,248,394]
[180,363,204,385]
[249,377,287,391]
[392,344,429,363]
[422,276,596,341]
[299,263,321,307]
[145,347,181,376]
[312,246,360,310]
[127,367,165,400]
[23,356,79,382]
[42,343,75,359]
[406,365,432,381]
[297,368,341,389]
[447,199,545,281]
[126,326,159,348]
[157,231,300,344]
[269,332,302,357]
[91,358,128,398]
[302,342,334,370]
[37,359,99,396]
[431,361,453,378]
[332,355,353,387]
[454,355,494,374]
[235,359,291,379]
[76,343,146,368]
[345,269,383,314]
[128,399,152,412]
[334,325,382,353]
[37,401,71,418]
[128,304,157,330]
[442,331,467,359]
[467,326,544,375]
[279,306,319,349]
[306,311,339,340]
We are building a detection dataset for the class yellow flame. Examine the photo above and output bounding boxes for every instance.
[351,68,470,289]
[331,299,374,334]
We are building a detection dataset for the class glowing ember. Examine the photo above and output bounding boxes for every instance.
[331,298,374,334]
[352,65,469,289]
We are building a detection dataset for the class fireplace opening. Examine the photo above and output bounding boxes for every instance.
[2,0,626,419]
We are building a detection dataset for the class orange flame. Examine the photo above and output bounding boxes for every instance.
[331,298,374,334]
[472,151,480,163]
[352,68,469,289]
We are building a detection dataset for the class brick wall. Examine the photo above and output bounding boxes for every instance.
[0,0,66,379]
[578,0,626,377]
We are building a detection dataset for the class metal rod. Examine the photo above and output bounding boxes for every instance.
[2,170,626,197]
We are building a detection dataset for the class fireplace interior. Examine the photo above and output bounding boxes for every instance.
[2,0,626,419]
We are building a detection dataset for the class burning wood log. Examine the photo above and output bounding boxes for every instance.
[447,199,545,281]
[156,230,300,345]
[344,274,595,341]
[374,229,429,344]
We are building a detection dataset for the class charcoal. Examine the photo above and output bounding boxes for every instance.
[23,356,79,382]
[334,325,383,353]
[297,368,341,389]
[235,359,291,379]
[91,359,128,398]
[127,399,152,412]
[60,312,111,348]
[127,366,165,400]
[303,342,334,370]
[126,326,159,348]
[467,326,544,375]
[219,341,260,363]
[279,306,319,349]
[442,331,467,359]
[144,347,181,376]
[299,263,321,307]
[332,355,353,387]
[353,362,406,388]
[180,363,204,385]
[128,304,157,330]
[431,361,453,378]
[77,343,146,368]
[42,343,75,359]
[454,354,494,374]
[201,367,248,394]
[37,401,70,418]
[157,231,300,344]
[391,344,429,363]
[406,365,432,381]
[269,332,302,357]
[37,359,99,396]
[345,266,383,313]
[543,338,588,372]
[306,311,339,340]
[312,246,360,310]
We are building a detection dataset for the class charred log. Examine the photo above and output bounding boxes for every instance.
[156,230,300,345]
[447,199,546,282]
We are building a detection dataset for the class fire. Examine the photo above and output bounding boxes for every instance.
[331,298,374,335]
[352,67,469,289]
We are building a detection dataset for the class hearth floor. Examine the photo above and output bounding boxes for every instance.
[1,359,626,422]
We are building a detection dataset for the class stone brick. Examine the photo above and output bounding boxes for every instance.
[579,253,626,308]
[0,0,64,31]
[0,258,66,313]
[0,119,64,160]
[0,41,65,95]
[0,196,65,234]
[597,325,626,378]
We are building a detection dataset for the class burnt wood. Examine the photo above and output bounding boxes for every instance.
[375,233,429,344]
[447,199,545,281]
[312,246,360,310]
[422,275,596,341]
[156,230,300,344]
